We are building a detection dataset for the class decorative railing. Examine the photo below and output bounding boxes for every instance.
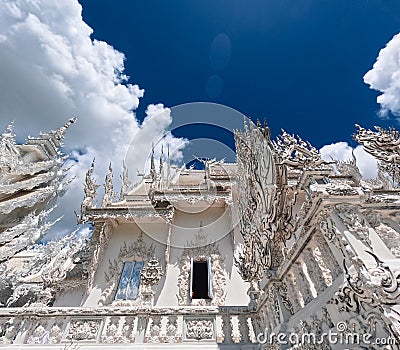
[252,201,347,339]
[0,306,258,346]
[253,201,400,349]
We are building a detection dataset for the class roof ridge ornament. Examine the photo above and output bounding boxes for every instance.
[53,117,77,141]
[26,116,77,157]
[354,124,400,185]
[102,162,115,207]
[120,161,132,200]
[3,121,15,139]
[79,158,99,223]
[272,129,333,169]
[150,143,156,185]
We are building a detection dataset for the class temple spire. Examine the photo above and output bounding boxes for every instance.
[159,144,164,176]
[53,117,77,141]
[120,161,131,200]
[159,144,164,189]
[150,143,156,184]
[102,162,114,207]
[167,144,171,187]
[244,116,249,134]
[80,158,99,221]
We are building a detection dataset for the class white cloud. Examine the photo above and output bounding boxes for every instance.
[0,0,185,238]
[364,32,400,117]
[320,142,378,179]
[125,104,188,179]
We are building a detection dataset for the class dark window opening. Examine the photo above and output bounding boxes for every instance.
[191,260,211,299]
[315,177,328,185]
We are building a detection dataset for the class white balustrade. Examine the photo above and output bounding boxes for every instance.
[0,308,256,345]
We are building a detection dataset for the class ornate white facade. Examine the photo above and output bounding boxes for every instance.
[0,118,76,307]
[1,119,400,349]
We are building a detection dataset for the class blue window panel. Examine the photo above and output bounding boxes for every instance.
[127,261,144,300]
[115,261,144,300]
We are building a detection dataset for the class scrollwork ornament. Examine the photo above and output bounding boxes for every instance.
[366,251,400,303]
[66,318,101,341]
[354,124,400,186]
[141,259,163,286]
[330,261,379,313]
[185,319,214,340]
[278,282,294,315]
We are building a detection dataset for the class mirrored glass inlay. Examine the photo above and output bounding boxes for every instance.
[115,261,144,300]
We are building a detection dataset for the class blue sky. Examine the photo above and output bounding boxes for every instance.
[79,0,400,148]
[1,0,399,236]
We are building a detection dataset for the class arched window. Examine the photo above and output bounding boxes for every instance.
[114,261,144,300]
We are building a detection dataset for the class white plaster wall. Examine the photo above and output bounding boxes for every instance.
[83,221,167,307]
[60,201,249,307]
[53,286,85,307]
[157,204,249,306]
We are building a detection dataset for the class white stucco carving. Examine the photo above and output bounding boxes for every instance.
[176,226,227,306]
[2,121,400,349]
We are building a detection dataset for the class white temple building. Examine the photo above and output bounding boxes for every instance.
[0,119,400,349]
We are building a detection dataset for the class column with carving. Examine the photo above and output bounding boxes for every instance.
[238,315,250,343]
[121,316,136,343]
[301,249,327,294]
[221,313,233,344]
[292,263,313,306]
[264,297,278,331]
[165,316,180,343]
[145,316,162,343]
[140,259,163,305]
[135,316,148,343]
[315,236,341,280]
[284,274,301,313]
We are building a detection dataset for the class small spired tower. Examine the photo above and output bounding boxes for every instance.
[0,118,76,263]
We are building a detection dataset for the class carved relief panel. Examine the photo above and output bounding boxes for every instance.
[66,318,102,342]
[183,316,215,342]
[374,222,400,258]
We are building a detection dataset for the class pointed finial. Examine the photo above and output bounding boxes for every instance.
[244,116,249,133]
[166,144,171,186]
[150,143,155,171]
[4,121,15,135]
[120,160,132,199]
[249,119,255,131]
[82,157,99,215]
[2,121,16,145]
[102,161,115,207]
[88,158,95,174]
[150,142,157,183]
[54,116,77,140]
[351,149,357,164]
[159,144,164,176]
